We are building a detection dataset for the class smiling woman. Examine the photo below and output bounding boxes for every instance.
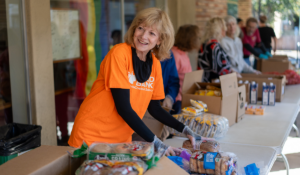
[69,7,211,157]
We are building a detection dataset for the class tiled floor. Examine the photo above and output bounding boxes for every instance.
[270,112,300,175]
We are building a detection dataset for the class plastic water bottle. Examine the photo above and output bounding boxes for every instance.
[269,83,276,106]
[250,81,258,104]
[262,82,269,105]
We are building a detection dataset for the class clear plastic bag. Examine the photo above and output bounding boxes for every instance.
[182,140,221,153]
[75,160,146,175]
[190,151,238,175]
[168,113,229,139]
[88,142,154,161]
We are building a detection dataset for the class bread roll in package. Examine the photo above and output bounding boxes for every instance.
[75,159,146,175]
[168,113,229,139]
[190,151,238,175]
[88,142,154,161]
[182,140,221,153]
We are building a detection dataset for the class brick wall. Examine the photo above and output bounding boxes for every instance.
[238,0,252,24]
[195,0,252,35]
[196,0,228,36]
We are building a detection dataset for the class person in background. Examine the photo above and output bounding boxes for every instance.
[198,17,232,82]
[171,25,200,114]
[109,30,121,49]
[237,18,244,39]
[160,51,180,111]
[241,17,271,68]
[259,15,277,53]
[221,16,261,74]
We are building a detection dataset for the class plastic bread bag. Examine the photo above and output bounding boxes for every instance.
[202,114,213,137]
[196,114,208,136]
[191,115,203,134]
[182,140,203,153]
[182,106,203,115]
[199,140,221,152]
[189,151,206,174]
[111,161,146,175]
[218,152,238,175]
[190,99,208,112]
[75,160,114,175]
[214,117,229,139]
[195,90,207,96]
[189,151,238,175]
[210,116,220,138]
[75,160,146,175]
[206,90,222,97]
[88,142,154,161]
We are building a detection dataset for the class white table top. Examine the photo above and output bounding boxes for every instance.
[218,103,299,153]
[281,84,300,105]
[164,138,277,175]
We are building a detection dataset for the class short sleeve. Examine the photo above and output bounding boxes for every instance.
[151,60,165,100]
[256,29,261,43]
[104,48,130,91]
[271,28,276,37]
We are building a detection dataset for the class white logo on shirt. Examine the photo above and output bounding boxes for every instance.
[128,72,155,91]
[128,72,137,84]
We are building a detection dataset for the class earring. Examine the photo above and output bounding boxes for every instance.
[157,45,160,48]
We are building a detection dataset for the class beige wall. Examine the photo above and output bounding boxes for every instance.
[24,0,57,145]
[238,0,252,23]
[167,0,196,31]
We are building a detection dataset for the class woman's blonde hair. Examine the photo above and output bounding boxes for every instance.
[224,15,240,38]
[174,25,200,52]
[201,17,227,44]
[124,7,174,60]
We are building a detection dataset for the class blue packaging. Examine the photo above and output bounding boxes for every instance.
[269,83,276,106]
[262,82,269,105]
[250,81,258,104]
[203,152,218,170]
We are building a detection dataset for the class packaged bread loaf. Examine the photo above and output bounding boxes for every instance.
[182,140,220,153]
[89,142,154,161]
[168,113,229,139]
[182,106,203,115]
[190,99,208,112]
[189,152,238,175]
[75,160,145,175]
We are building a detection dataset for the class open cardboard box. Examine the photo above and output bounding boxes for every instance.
[181,71,240,126]
[257,55,292,73]
[238,74,286,102]
[0,145,188,175]
[237,85,246,122]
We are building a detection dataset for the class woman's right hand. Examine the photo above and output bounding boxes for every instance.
[165,146,182,156]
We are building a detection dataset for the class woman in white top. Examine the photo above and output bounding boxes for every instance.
[220,16,261,74]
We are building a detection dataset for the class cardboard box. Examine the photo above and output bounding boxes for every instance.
[142,110,164,138]
[257,55,292,73]
[0,145,188,175]
[239,83,250,103]
[237,85,246,122]
[182,71,238,126]
[238,74,286,102]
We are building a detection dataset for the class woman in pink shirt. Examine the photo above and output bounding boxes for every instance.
[171,25,200,114]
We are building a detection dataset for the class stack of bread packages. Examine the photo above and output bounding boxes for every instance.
[76,142,157,175]
[182,140,238,175]
[169,113,229,139]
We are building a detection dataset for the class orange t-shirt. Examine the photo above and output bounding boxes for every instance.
[68,43,165,147]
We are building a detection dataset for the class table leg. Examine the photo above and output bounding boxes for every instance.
[280,153,290,175]
[292,124,300,137]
